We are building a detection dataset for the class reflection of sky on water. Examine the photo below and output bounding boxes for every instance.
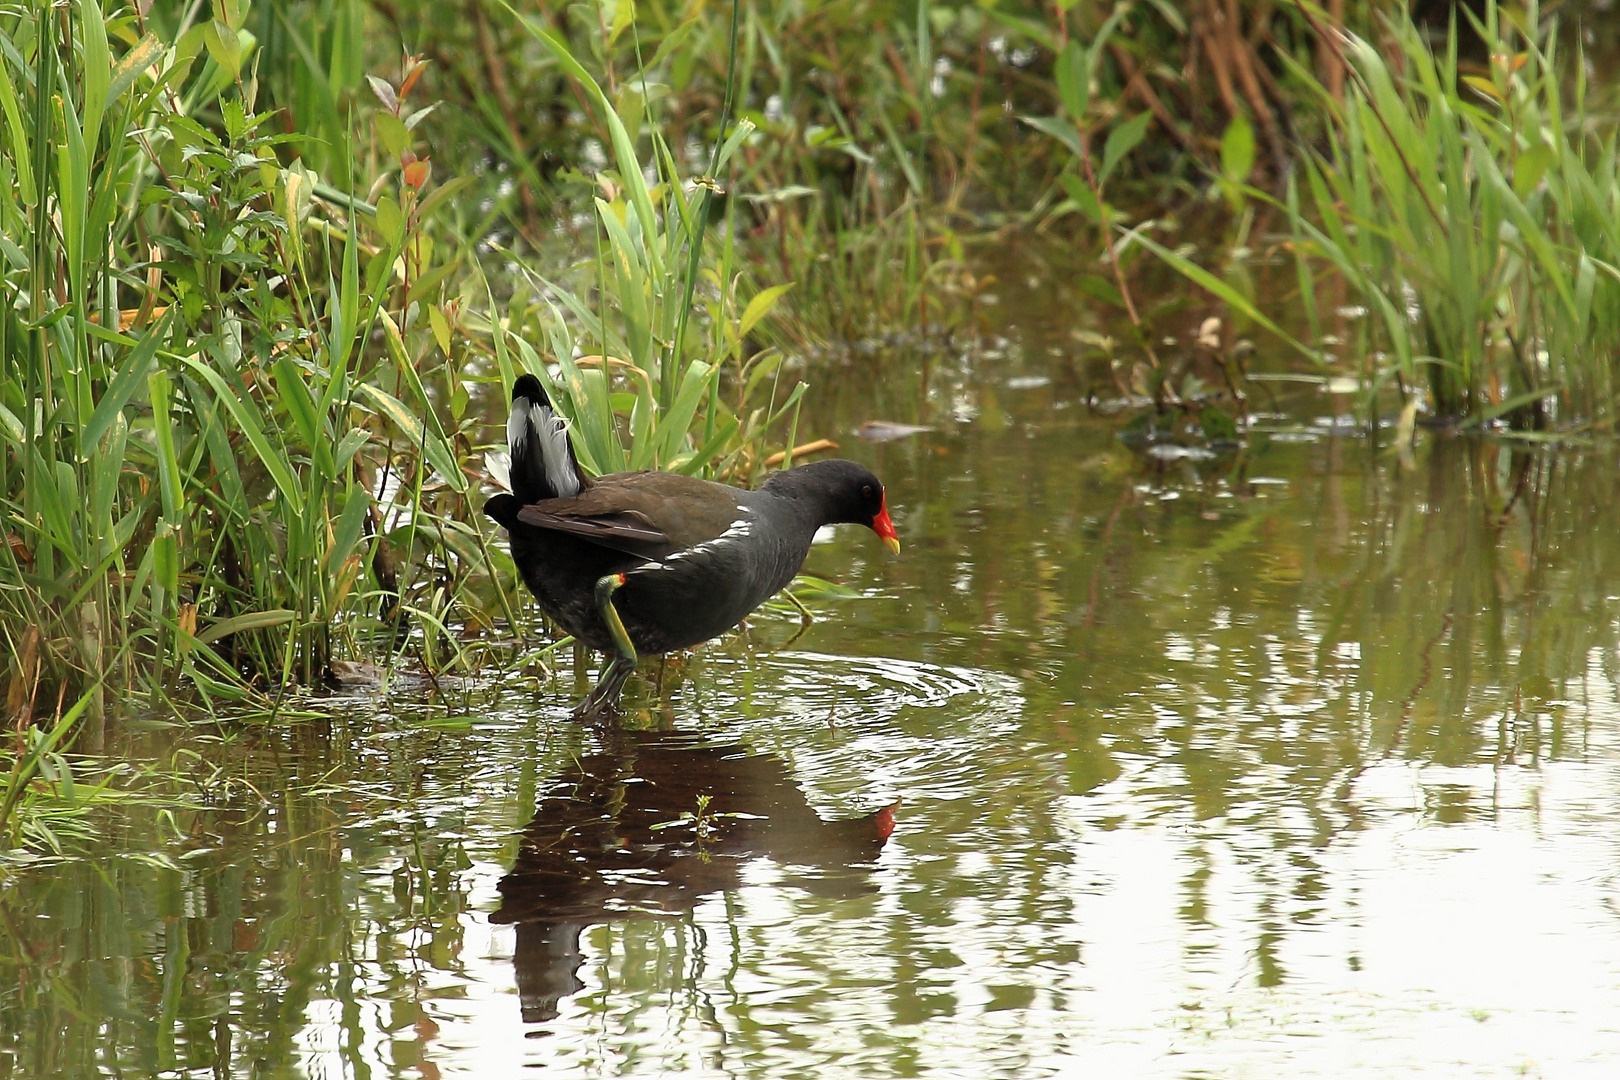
[281,705,1620,1078]
[268,635,1620,1078]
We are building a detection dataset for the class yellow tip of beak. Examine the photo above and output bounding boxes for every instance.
[883,535,901,555]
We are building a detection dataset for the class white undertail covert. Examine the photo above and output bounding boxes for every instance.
[508,396,581,499]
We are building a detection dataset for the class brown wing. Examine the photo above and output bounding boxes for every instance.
[512,472,751,558]
[514,505,668,546]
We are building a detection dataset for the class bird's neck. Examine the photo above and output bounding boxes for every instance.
[759,465,840,525]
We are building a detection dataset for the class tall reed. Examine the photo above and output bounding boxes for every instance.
[1287,0,1620,429]
[0,0,816,765]
[0,1,493,728]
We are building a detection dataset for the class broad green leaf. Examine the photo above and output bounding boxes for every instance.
[1054,40,1088,120]
[107,33,164,104]
[1058,173,1107,224]
[202,19,243,80]
[374,194,404,247]
[327,489,372,575]
[1019,114,1084,161]
[607,0,635,45]
[1100,112,1152,186]
[79,0,111,156]
[594,196,652,366]
[334,427,371,474]
[0,52,34,205]
[651,360,718,467]
[83,310,171,453]
[1512,143,1555,199]
[145,370,183,522]
[1221,113,1255,184]
[375,111,408,159]
[27,449,75,556]
[1575,254,1596,341]
[152,521,179,595]
[194,609,296,645]
[673,415,739,475]
[272,355,335,480]
[416,175,474,223]
[740,283,794,339]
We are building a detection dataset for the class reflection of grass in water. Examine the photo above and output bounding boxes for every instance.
[1,695,567,1075]
[8,429,1620,1074]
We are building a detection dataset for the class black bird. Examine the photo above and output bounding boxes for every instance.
[483,374,900,718]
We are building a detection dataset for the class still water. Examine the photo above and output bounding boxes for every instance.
[7,335,1620,1077]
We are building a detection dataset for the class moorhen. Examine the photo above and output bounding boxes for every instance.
[484,374,901,718]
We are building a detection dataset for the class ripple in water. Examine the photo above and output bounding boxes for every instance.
[674,650,1028,809]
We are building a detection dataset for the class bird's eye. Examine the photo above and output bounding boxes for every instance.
[862,485,873,499]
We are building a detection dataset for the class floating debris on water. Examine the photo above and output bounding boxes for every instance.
[856,420,936,442]
[1146,443,1218,461]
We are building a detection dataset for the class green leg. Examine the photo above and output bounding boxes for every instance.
[573,573,638,721]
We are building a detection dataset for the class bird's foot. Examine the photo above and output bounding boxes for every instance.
[570,580,640,723]
[569,655,636,722]
[569,692,619,723]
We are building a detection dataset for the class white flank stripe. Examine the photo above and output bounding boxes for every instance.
[657,516,752,568]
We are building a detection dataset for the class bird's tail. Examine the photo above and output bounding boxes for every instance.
[507,374,585,503]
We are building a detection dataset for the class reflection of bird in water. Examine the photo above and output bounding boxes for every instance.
[491,729,898,1022]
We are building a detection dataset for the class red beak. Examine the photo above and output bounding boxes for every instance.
[872,493,901,554]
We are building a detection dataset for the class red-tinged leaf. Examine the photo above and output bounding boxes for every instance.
[399,59,430,101]
[403,157,431,190]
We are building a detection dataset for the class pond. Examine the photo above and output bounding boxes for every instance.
[7,281,1620,1078]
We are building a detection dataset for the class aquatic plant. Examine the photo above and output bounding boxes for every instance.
[0,0,483,715]
[1133,1,1620,431]
[1288,0,1620,430]
[0,0,807,755]
[483,0,813,485]
[128,1,1407,360]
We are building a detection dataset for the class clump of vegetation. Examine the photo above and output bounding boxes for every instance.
[205,0,1381,348]
[1287,0,1620,431]
[2,0,493,729]
[0,0,809,761]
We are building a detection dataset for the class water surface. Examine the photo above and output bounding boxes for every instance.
[6,324,1620,1078]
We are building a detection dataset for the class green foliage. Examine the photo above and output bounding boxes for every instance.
[0,0,827,757]
[0,1,510,725]
[1281,1,1620,428]
[224,0,1084,344]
